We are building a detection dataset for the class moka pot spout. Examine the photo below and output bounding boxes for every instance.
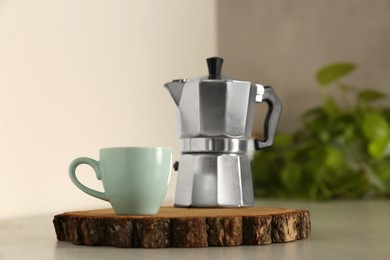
[164,79,185,107]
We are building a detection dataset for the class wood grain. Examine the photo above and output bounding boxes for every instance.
[53,207,311,248]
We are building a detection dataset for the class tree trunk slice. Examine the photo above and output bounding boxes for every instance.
[53,207,311,248]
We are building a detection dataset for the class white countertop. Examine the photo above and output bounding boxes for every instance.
[1,200,389,260]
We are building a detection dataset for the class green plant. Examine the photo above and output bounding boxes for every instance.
[252,62,390,200]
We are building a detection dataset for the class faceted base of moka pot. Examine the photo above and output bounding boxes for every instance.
[174,153,254,207]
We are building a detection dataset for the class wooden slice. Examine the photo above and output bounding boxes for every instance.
[53,207,311,248]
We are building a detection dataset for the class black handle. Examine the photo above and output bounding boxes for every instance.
[254,86,282,150]
[207,57,224,79]
[173,161,179,171]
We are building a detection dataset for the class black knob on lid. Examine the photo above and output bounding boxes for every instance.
[207,57,224,79]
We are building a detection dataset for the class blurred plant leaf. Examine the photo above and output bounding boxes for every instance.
[273,133,294,147]
[358,89,387,102]
[375,160,390,196]
[325,145,344,169]
[316,62,356,86]
[362,112,389,141]
[368,138,390,160]
[323,96,339,117]
[280,163,302,194]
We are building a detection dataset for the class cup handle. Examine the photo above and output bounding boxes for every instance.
[254,85,282,150]
[68,157,109,201]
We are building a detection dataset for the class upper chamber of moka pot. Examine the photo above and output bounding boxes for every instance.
[164,57,260,143]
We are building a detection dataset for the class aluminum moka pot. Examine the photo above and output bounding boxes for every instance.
[165,57,282,207]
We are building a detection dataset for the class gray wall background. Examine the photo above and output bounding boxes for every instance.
[218,0,390,134]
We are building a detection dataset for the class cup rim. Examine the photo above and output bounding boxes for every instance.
[99,146,172,152]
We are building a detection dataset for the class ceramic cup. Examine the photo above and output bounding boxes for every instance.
[69,147,172,215]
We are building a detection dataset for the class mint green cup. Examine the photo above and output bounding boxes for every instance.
[69,147,172,215]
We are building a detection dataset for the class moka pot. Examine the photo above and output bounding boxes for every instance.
[165,57,282,207]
